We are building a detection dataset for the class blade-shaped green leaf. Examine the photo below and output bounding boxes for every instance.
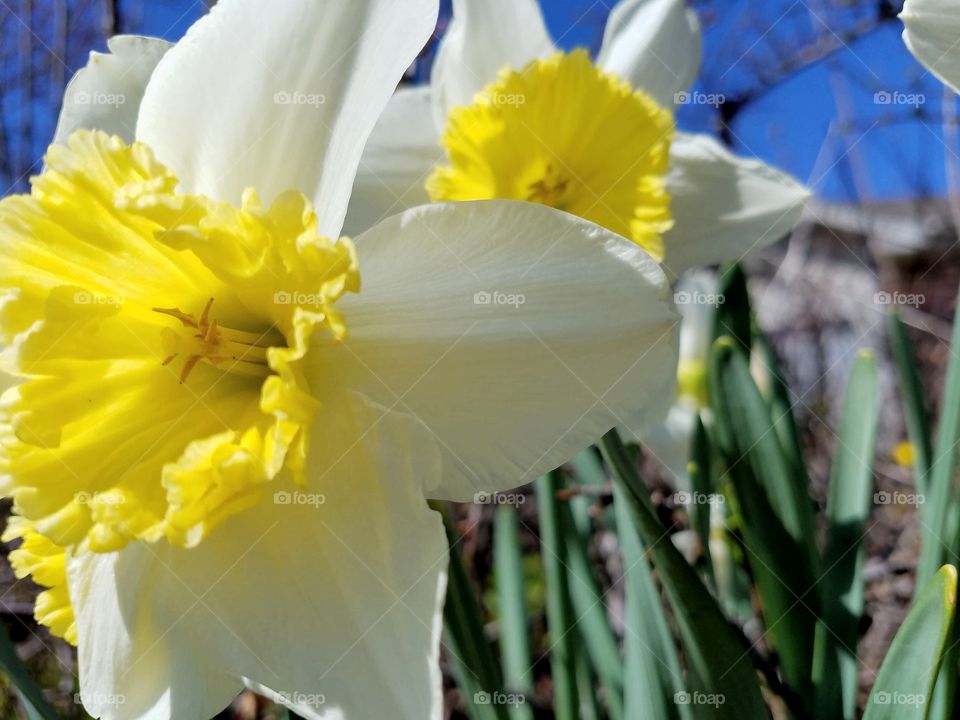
[561,498,625,719]
[0,620,57,720]
[918,278,960,590]
[613,483,689,720]
[536,471,579,720]
[813,350,879,720]
[864,565,957,720]
[575,651,603,720]
[754,325,807,483]
[888,309,932,493]
[493,505,535,720]
[712,263,752,352]
[440,509,509,720]
[569,449,686,719]
[688,415,715,585]
[708,337,818,701]
[600,430,769,720]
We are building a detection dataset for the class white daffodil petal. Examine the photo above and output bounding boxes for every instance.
[318,200,680,501]
[431,0,556,122]
[136,0,439,238]
[69,545,241,720]
[54,35,171,145]
[70,395,446,720]
[643,402,696,488]
[597,0,701,107]
[676,271,719,365]
[662,133,809,278]
[902,0,960,94]
[343,86,445,237]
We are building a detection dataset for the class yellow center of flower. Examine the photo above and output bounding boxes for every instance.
[0,131,360,644]
[427,50,675,261]
[154,298,282,382]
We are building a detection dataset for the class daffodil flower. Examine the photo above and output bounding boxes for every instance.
[345,0,810,281]
[643,271,717,488]
[902,0,960,94]
[0,1,684,718]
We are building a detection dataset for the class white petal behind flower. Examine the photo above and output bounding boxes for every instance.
[53,36,171,145]
[902,0,960,94]
[643,403,698,489]
[642,271,718,484]
[596,0,702,107]
[663,134,810,278]
[431,0,555,121]
[344,87,445,237]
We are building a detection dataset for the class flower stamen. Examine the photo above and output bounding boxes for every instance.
[527,164,571,207]
[153,298,282,383]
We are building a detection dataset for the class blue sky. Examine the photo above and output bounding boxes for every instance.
[1,0,949,204]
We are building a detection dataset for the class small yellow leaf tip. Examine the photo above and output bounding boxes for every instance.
[939,565,958,605]
[714,336,736,349]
